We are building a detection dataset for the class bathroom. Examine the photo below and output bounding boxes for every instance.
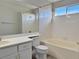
[0,0,79,59]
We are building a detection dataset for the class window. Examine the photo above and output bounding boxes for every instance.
[68,4,79,14]
[55,4,79,16]
[55,6,66,16]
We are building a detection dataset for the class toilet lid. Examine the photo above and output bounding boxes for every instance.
[36,45,48,50]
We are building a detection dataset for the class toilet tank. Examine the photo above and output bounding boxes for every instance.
[29,36,40,47]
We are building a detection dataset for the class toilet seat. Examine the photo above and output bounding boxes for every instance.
[36,45,48,54]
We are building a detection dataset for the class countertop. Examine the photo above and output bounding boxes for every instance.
[0,32,39,49]
[1,32,39,39]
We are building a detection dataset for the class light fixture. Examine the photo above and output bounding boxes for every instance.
[48,0,61,2]
[16,0,23,2]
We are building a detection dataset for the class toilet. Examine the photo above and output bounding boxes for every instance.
[30,36,48,59]
[36,45,48,59]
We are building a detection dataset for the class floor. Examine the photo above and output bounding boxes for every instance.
[47,55,57,59]
[32,49,57,59]
[48,56,53,59]
[32,55,57,59]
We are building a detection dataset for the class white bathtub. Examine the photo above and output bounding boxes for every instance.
[41,39,79,59]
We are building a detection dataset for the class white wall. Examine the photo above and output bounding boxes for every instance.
[0,5,21,35]
[39,5,79,41]
[53,13,79,41]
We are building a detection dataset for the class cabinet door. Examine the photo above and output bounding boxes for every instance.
[1,54,17,59]
[19,48,32,59]
[0,46,17,58]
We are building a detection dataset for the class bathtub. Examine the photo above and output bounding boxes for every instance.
[41,39,79,59]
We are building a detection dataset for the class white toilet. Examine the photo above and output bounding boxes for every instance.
[31,36,48,59]
[36,45,48,59]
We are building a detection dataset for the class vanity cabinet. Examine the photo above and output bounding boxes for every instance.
[0,46,17,59]
[18,42,32,59]
[19,49,32,59]
[0,41,32,59]
[1,54,17,59]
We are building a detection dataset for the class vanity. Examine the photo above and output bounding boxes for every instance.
[0,33,40,59]
[0,36,33,59]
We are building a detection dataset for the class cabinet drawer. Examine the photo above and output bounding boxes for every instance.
[19,42,32,51]
[0,46,17,57]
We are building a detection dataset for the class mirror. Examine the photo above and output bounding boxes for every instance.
[0,0,39,35]
[22,9,39,33]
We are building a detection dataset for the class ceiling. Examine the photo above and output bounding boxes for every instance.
[0,0,60,7]
[0,0,37,12]
[0,0,79,12]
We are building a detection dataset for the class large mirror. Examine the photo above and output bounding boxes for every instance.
[22,9,39,33]
[0,0,39,35]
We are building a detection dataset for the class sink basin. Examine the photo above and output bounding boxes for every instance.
[0,41,9,45]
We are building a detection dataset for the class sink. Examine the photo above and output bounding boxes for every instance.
[0,41,9,45]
